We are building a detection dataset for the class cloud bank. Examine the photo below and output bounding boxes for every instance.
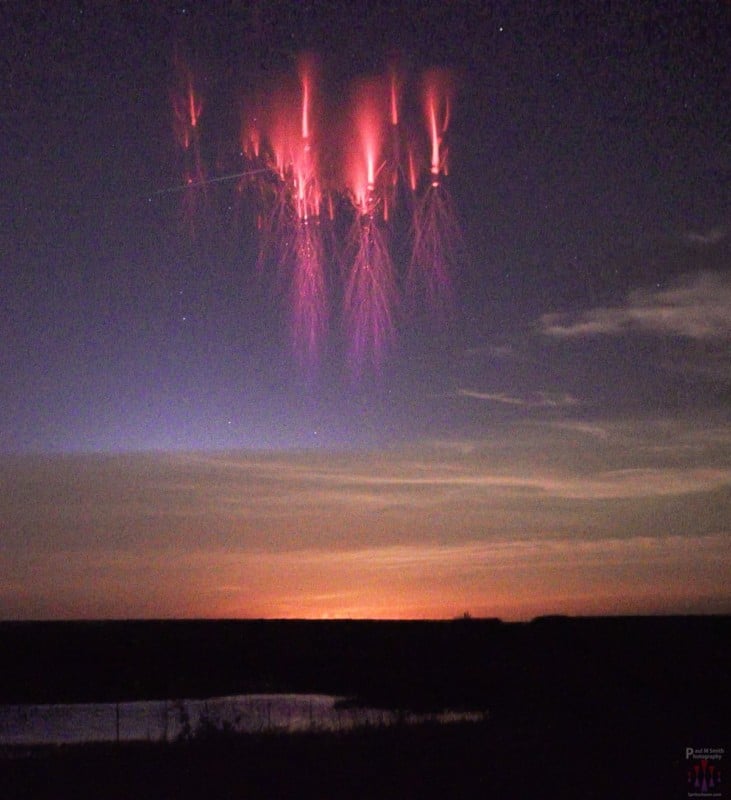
[457,389,579,408]
[541,271,731,340]
[1,416,728,619]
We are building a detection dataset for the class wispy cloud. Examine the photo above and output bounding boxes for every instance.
[282,533,730,571]
[2,414,729,618]
[4,426,729,549]
[544,421,610,440]
[684,227,727,246]
[541,271,731,340]
[464,344,516,359]
[457,389,579,408]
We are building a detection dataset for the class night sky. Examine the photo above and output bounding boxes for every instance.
[2,1,729,619]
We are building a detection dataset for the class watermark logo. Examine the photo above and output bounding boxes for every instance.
[687,747,723,797]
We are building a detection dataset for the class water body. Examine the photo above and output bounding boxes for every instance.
[0,694,485,746]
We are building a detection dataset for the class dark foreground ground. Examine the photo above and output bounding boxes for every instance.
[1,616,728,799]
[0,714,704,800]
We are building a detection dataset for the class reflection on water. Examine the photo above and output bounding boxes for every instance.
[0,694,486,746]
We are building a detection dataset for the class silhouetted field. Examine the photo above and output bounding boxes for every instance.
[0,715,693,799]
[1,616,728,798]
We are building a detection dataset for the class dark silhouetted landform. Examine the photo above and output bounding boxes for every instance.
[1,616,729,799]
[1,616,728,709]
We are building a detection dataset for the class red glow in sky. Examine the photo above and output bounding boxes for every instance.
[168,59,462,372]
[2,2,729,623]
[422,68,453,178]
[346,77,387,215]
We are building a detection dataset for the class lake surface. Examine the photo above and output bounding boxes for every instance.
[0,694,486,746]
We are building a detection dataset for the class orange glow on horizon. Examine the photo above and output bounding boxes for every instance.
[5,431,729,621]
[210,588,723,623]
